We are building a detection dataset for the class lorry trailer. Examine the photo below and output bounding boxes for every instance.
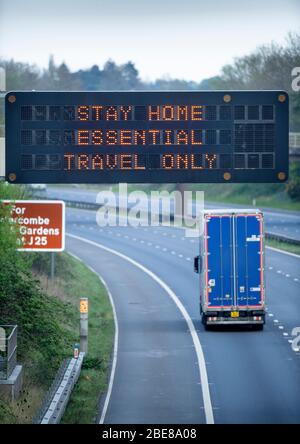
[194,209,265,329]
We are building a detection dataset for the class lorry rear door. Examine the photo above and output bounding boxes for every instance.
[235,214,264,307]
[206,215,234,307]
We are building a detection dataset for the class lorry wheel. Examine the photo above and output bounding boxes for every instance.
[202,315,211,330]
[254,324,264,331]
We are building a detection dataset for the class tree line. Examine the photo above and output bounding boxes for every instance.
[1,32,299,129]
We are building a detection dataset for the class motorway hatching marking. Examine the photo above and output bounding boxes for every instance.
[66,232,215,424]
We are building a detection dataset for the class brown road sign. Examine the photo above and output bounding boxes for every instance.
[3,200,65,251]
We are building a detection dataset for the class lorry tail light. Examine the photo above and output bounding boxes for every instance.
[253,316,262,321]
[208,317,217,322]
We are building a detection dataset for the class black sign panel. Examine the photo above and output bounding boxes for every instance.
[5,91,289,183]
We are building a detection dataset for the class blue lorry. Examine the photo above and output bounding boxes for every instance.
[194,209,265,329]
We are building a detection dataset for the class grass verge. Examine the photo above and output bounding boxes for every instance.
[0,251,114,424]
[59,254,114,424]
[266,239,300,256]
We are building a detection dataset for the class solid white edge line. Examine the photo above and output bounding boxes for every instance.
[66,250,119,425]
[266,246,300,259]
[66,232,214,425]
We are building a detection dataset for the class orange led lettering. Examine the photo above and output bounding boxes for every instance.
[120,130,132,145]
[106,130,118,145]
[106,154,118,169]
[120,106,132,120]
[92,154,103,170]
[148,106,160,121]
[92,105,102,120]
[164,130,173,145]
[64,154,75,170]
[177,130,188,145]
[191,154,203,169]
[92,130,103,145]
[134,154,145,169]
[162,105,174,121]
[78,154,89,170]
[206,154,217,169]
[162,154,174,169]
[149,129,160,144]
[191,105,203,120]
[77,105,89,121]
[120,154,132,169]
[176,154,189,169]
[177,106,188,120]
[134,130,146,145]
[105,106,118,121]
[191,130,202,145]
[78,130,89,145]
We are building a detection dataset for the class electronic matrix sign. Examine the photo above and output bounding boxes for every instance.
[5,91,289,183]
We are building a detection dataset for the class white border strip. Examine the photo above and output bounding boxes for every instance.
[266,245,300,259]
[66,232,214,424]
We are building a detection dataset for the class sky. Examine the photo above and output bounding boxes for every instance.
[0,0,299,82]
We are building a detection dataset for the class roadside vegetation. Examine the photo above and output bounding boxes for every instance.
[266,239,300,257]
[0,182,114,424]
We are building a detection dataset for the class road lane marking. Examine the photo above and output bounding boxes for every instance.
[266,246,300,259]
[66,232,214,424]
[96,275,119,425]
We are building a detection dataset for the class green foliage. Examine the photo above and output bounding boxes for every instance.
[200,33,300,131]
[286,162,300,201]
[0,202,74,382]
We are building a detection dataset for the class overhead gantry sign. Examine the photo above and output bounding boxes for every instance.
[5,91,289,183]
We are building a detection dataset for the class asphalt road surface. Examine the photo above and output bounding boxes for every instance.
[65,206,300,424]
[47,186,300,241]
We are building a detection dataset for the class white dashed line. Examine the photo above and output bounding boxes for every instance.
[277,270,282,274]
[294,278,299,282]
[274,319,279,323]
[268,266,273,270]
[162,248,167,252]
[147,242,152,246]
[67,232,214,424]
[286,274,290,278]
[155,245,160,249]
[283,332,289,336]
[268,313,274,317]
[186,257,191,261]
[278,326,284,330]
[178,254,183,258]
[171,251,176,255]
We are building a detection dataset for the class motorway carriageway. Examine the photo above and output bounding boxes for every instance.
[65,205,300,424]
[47,187,300,242]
